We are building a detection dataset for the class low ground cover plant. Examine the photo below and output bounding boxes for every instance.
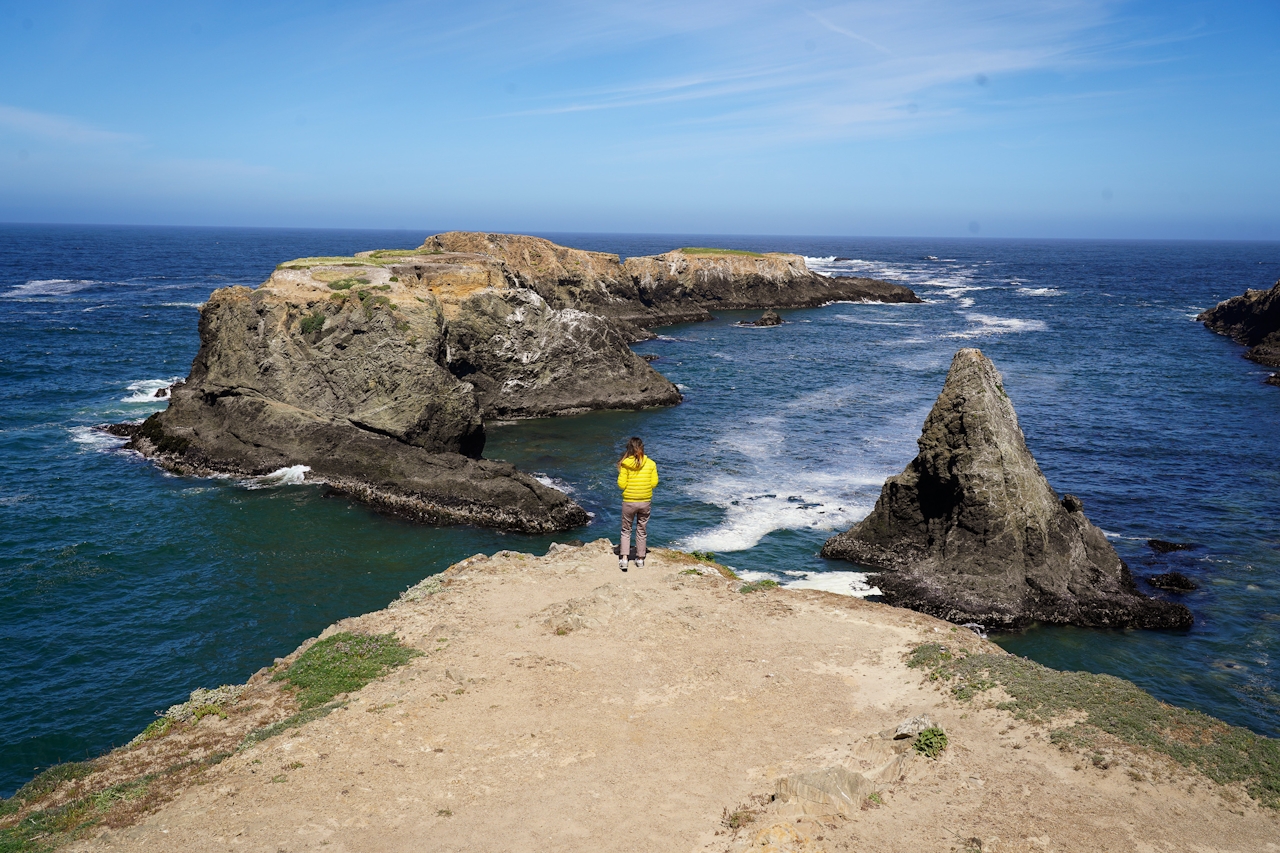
[907,642,1280,808]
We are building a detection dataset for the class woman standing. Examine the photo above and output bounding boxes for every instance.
[617,436,658,570]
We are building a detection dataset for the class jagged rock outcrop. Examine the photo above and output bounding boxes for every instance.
[1198,279,1280,384]
[422,232,921,329]
[821,349,1193,630]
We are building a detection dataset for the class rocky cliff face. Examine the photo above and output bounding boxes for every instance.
[821,349,1192,630]
[422,232,921,328]
[384,249,680,417]
[1198,280,1280,384]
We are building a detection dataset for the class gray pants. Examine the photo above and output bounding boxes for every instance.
[620,501,651,559]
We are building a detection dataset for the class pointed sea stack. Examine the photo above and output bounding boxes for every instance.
[821,349,1192,630]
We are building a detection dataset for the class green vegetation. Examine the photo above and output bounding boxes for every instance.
[273,632,420,710]
[907,643,1280,808]
[327,277,371,291]
[3,763,95,813]
[134,717,172,743]
[680,247,766,257]
[689,550,717,562]
[299,311,326,335]
[240,702,345,750]
[276,256,379,270]
[0,752,229,853]
[913,727,949,758]
[738,579,779,594]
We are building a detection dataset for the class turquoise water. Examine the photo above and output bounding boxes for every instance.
[1,225,1277,796]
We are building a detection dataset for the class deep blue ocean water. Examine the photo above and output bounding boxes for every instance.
[1,224,1277,796]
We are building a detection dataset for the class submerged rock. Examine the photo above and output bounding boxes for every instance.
[1148,572,1199,592]
[1148,539,1198,554]
[821,348,1193,630]
[1198,279,1280,377]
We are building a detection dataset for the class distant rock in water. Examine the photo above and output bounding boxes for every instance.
[1198,279,1280,380]
[1148,572,1199,592]
[736,309,783,327]
[821,348,1193,630]
[1147,539,1198,554]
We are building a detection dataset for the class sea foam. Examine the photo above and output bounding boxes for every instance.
[122,378,183,403]
[70,426,128,452]
[2,279,101,299]
[244,465,312,489]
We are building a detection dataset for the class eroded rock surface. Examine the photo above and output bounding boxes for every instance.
[1198,279,1280,381]
[821,348,1193,630]
[423,232,921,328]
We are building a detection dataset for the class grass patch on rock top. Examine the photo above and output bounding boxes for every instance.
[274,632,420,710]
[679,247,765,258]
[907,643,1280,808]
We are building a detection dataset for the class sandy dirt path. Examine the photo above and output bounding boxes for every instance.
[70,542,1278,853]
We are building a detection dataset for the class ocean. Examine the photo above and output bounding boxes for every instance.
[1,224,1277,797]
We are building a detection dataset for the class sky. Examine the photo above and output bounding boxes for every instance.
[0,0,1277,238]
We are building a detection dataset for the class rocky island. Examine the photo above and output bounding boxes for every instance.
[1198,278,1280,386]
[822,349,1193,630]
[115,233,919,532]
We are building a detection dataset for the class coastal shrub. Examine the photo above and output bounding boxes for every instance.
[8,762,95,806]
[274,632,421,710]
[299,311,325,335]
[0,774,153,853]
[398,577,443,603]
[327,277,370,291]
[908,644,1280,808]
[913,727,949,758]
[689,550,716,562]
[738,579,779,594]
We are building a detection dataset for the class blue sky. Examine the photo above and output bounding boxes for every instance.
[1,0,1277,238]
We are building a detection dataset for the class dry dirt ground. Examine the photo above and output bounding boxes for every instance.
[68,541,1278,853]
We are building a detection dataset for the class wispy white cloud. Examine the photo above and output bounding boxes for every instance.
[455,0,1191,151]
[806,10,893,55]
[0,104,138,145]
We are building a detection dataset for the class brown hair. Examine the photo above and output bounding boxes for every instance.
[618,436,645,470]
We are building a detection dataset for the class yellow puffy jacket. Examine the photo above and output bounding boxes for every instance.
[617,455,659,502]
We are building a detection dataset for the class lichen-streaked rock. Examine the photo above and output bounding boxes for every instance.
[443,288,681,418]
[421,232,921,329]
[1198,279,1280,380]
[821,348,1193,630]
